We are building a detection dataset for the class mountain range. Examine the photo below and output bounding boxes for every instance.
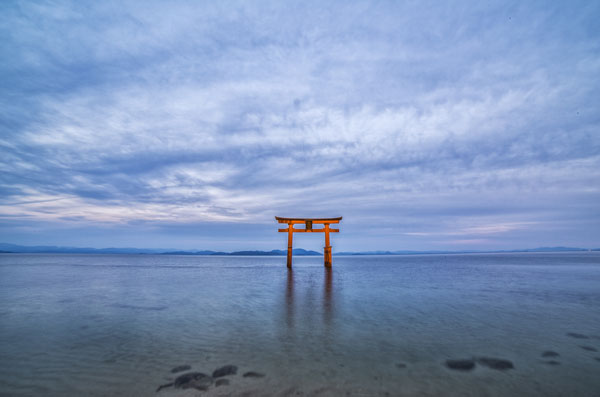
[0,243,597,255]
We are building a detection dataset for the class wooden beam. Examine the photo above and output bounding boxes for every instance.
[287,227,293,268]
[324,223,331,267]
[279,228,339,233]
[275,216,342,224]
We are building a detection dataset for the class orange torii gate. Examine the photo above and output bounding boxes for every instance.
[276,216,342,268]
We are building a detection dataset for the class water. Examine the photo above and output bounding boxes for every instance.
[0,253,599,396]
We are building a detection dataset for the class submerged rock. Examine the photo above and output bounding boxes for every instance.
[215,378,230,387]
[579,346,598,352]
[156,382,174,392]
[544,360,560,365]
[476,357,514,370]
[243,371,266,378]
[395,363,407,369]
[212,364,238,378]
[445,359,475,371]
[174,372,213,390]
[170,365,191,373]
[541,351,560,357]
[567,332,589,339]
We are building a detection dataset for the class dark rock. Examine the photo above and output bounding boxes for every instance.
[395,363,407,369]
[541,351,559,357]
[215,378,230,387]
[445,359,475,371]
[579,346,598,352]
[595,357,600,362]
[171,365,191,373]
[544,360,560,365]
[156,382,174,392]
[567,332,589,339]
[243,371,266,378]
[173,372,213,390]
[476,357,514,370]
[212,364,238,378]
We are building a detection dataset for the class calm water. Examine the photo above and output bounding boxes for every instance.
[1,253,599,396]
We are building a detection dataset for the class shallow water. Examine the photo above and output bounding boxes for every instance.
[1,253,599,396]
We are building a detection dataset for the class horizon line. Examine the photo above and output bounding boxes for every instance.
[0,242,598,255]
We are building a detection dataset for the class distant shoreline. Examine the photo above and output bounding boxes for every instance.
[0,244,598,256]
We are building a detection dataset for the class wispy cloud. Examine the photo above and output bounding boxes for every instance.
[1,0,599,249]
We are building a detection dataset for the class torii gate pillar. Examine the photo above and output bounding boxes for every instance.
[276,217,342,268]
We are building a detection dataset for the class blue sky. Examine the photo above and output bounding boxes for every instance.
[1,0,599,251]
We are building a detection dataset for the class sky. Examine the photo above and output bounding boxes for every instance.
[1,0,599,252]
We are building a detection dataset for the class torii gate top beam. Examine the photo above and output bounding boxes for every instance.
[275,217,342,224]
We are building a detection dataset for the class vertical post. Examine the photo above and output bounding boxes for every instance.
[324,223,332,267]
[287,224,293,268]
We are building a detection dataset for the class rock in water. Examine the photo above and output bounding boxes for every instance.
[579,346,598,352]
[445,359,475,371]
[541,351,559,357]
[544,360,560,365]
[156,382,174,392]
[212,365,238,378]
[566,332,589,339]
[395,363,407,369]
[173,372,213,390]
[171,365,191,373]
[215,378,230,387]
[243,371,266,378]
[476,357,514,370]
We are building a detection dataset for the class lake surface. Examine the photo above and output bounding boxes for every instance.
[0,253,599,396]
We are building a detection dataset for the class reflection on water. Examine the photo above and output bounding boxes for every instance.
[324,268,332,326]
[285,269,294,329]
[284,267,334,334]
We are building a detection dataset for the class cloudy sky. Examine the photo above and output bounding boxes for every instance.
[1,1,599,251]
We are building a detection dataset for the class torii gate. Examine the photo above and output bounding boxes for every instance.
[276,216,342,268]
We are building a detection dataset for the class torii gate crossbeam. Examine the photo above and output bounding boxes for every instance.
[275,216,342,268]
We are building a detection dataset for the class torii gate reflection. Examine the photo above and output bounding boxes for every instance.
[275,217,342,268]
[285,268,334,330]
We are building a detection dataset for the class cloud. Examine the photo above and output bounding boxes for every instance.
[1,0,599,249]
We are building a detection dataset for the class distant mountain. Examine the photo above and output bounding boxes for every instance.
[226,249,320,256]
[226,250,281,256]
[160,250,220,255]
[0,243,595,256]
[0,243,321,256]
[334,247,589,255]
[0,243,166,254]
[335,250,471,255]
[505,246,587,252]
[165,248,321,256]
